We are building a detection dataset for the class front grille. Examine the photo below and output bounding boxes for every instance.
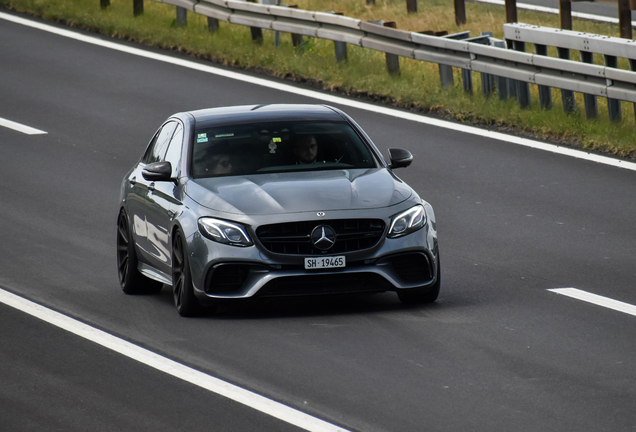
[256,273,392,297]
[256,219,385,255]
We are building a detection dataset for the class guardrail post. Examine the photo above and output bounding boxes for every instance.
[439,64,454,88]
[481,70,493,97]
[505,0,517,23]
[559,0,573,30]
[133,0,143,16]
[535,44,552,110]
[407,0,417,13]
[631,59,636,126]
[291,34,303,47]
[439,31,471,91]
[246,0,264,44]
[497,75,509,100]
[466,33,495,97]
[207,17,219,34]
[100,0,109,9]
[605,55,622,121]
[176,6,187,27]
[505,39,518,99]
[325,12,347,62]
[462,69,473,93]
[335,42,347,63]
[383,21,400,76]
[284,5,303,47]
[251,27,264,44]
[492,40,509,100]
[455,0,466,25]
[259,0,281,46]
[512,41,530,108]
[580,51,598,119]
[480,33,494,98]
[619,0,633,39]
[556,47,575,113]
[430,31,453,88]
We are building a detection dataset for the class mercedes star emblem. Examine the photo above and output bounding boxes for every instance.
[310,225,336,251]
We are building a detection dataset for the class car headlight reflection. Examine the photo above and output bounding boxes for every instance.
[388,205,426,238]
[198,218,253,247]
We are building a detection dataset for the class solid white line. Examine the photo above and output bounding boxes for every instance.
[548,288,636,317]
[1,11,636,172]
[0,288,350,432]
[0,116,47,135]
[476,0,632,25]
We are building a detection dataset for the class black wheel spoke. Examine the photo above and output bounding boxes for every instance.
[118,223,128,244]
[117,215,130,284]
[118,258,128,283]
[173,275,183,308]
[118,256,128,273]
[174,242,183,267]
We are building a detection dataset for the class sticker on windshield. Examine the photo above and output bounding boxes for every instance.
[215,133,235,138]
[197,133,208,143]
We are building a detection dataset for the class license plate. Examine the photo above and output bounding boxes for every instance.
[304,256,346,270]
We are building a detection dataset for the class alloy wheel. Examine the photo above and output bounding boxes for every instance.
[117,214,130,286]
[172,233,186,311]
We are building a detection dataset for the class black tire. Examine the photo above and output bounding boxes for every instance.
[117,210,163,295]
[397,255,441,304]
[172,231,203,317]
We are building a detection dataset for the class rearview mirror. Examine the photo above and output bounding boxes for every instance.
[142,161,172,182]
[388,148,413,169]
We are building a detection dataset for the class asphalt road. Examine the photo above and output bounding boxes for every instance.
[1,9,635,432]
[476,0,628,21]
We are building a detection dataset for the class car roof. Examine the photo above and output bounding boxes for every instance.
[186,104,345,129]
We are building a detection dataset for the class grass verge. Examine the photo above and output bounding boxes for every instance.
[2,0,636,159]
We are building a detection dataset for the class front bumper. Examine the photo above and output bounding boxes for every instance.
[187,214,439,302]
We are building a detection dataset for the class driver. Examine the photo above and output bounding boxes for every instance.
[293,135,318,164]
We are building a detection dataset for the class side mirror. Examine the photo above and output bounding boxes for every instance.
[142,161,172,181]
[388,148,413,169]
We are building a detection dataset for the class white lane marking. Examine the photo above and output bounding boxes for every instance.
[2,12,636,172]
[0,117,47,135]
[0,288,350,432]
[476,0,628,25]
[548,288,636,317]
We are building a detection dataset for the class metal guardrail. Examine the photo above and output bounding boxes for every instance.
[505,22,636,121]
[151,0,636,122]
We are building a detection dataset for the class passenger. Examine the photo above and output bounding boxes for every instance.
[209,153,233,175]
[293,135,319,164]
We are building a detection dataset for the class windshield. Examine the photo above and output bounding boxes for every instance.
[191,121,378,178]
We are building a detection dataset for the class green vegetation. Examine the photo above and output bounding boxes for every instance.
[2,0,635,159]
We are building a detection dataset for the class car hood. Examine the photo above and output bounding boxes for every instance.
[185,168,412,215]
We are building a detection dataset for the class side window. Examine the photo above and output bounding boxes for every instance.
[164,124,183,178]
[143,121,178,164]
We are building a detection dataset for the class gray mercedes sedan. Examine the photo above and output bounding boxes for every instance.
[117,104,440,316]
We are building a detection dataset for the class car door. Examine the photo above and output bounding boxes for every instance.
[143,122,185,277]
[126,121,178,268]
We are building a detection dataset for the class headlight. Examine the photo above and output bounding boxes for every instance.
[388,205,426,238]
[198,218,253,247]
